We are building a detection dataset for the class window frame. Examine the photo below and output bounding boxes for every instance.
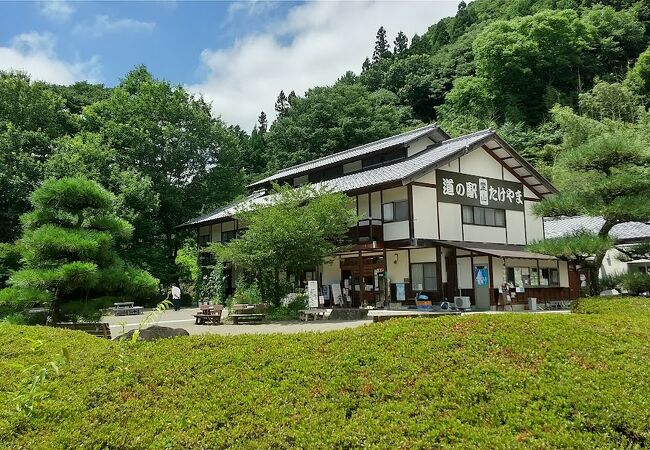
[462,205,506,228]
[221,229,237,243]
[382,200,409,223]
[411,262,438,292]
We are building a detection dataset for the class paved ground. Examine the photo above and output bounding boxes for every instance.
[102,307,570,339]
[102,308,373,337]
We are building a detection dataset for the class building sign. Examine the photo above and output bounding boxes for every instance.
[436,169,525,211]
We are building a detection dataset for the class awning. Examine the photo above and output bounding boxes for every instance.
[436,240,557,260]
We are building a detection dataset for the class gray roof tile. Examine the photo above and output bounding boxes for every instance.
[544,216,650,241]
[248,123,444,187]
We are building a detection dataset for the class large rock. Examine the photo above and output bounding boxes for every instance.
[115,325,189,342]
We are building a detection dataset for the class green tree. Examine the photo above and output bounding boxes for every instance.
[372,26,391,63]
[627,46,650,104]
[578,79,642,123]
[0,177,158,323]
[44,132,163,274]
[393,31,409,55]
[530,116,650,294]
[83,66,245,282]
[212,185,356,305]
[274,90,290,117]
[0,72,73,243]
[266,83,420,168]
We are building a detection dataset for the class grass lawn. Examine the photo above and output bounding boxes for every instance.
[2,297,650,449]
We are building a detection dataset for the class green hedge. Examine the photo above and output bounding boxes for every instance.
[2,297,650,448]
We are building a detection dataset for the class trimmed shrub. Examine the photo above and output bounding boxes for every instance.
[2,297,650,448]
[622,271,650,295]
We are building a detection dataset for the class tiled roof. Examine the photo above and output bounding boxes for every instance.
[544,216,650,242]
[248,123,444,188]
[181,130,494,227]
[312,129,493,192]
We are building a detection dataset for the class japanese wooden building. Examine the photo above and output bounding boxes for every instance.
[179,124,579,310]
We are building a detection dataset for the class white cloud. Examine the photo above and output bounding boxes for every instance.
[73,15,156,38]
[189,0,459,130]
[39,1,74,21]
[0,32,100,85]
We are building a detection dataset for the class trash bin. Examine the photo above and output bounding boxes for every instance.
[528,297,537,311]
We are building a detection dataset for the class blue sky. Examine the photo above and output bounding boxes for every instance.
[0,1,459,129]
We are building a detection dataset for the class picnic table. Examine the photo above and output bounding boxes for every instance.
[112,302,144,316]
[230,303,268,324]
[299,309,326,322]
[193,304,223,325]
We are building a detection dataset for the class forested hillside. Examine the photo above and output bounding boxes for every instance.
[1,0,648,285]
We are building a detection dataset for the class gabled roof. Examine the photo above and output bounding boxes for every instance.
[180,128,557,228]
[544,216,650,243]
[247,123,448,188]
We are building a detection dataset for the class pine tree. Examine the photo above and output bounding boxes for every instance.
[393,31,408,55]
[361,57,372,72]
[372,26,391,63]
[287,90,298,107]
[274,90,289,116]
[257,111,268,134]
[0,177,158,323]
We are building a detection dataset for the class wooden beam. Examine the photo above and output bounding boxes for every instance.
[481,145,543,200]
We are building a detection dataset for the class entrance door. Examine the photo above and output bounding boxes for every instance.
[473,264,490,311]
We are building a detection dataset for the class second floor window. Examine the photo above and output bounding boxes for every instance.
[199,234,210,247]
[383,200,408,222]
[222,230,237,243]
[462,205,506,227]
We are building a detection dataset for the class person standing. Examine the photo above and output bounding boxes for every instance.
[171,283,182,311]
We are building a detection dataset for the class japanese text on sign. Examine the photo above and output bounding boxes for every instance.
[436,169,525,211]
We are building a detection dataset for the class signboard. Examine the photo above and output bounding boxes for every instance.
[308,281,319,308]
[474,266,489,287]
[436,169,525,211]
[331,284,343,306]
[395,283,406,301]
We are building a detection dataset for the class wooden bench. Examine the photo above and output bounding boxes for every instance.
[193,304,223,325]
[112,302,144,316]
[230,313,266,324]
[299,309,326,322]
[55,322,112,339]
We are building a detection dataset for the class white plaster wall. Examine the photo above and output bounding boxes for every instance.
[384,221,410,240]
[503,170,518,183]
[321,257,341,285]
[457,258,473,289]
[382,186,408,203]
[441,159,460,173]
[412,186,438,239]
[211,223,222,242]
[407,136,433,157]
[559,261,569,287]
[387,250,410,283]
[524,201,544,243]
[506,210,526,245]
[410,248,437,263]
[416,169,436,185]
[438,203,462,241]
[524,186,536,198]
[492,257,506,286]
[370,191,381,219]
[459,148,503,178]
[463,225,507,244]
[357,193,369,219]
[600,248,628,277]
